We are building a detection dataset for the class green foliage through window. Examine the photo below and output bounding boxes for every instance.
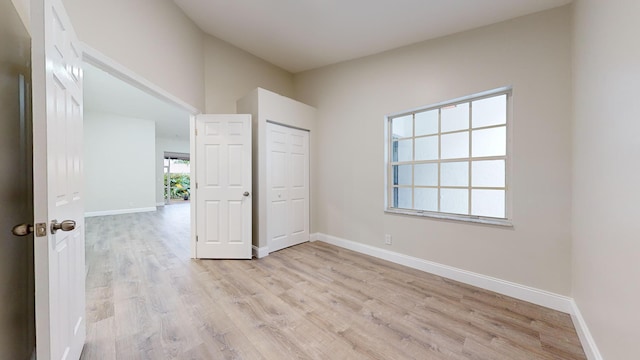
[164,173,190,199]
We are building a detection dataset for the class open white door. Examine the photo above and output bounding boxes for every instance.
[195,114,252,259]
[32,0,86,359]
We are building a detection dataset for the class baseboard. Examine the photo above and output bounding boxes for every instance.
[156,202,166,207]
[570,300,603,360]
[252,245,269,259]
[314,233,573,313]
[85,207,157,217]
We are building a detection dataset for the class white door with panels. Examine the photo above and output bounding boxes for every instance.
[266,122,310,253]
[195,114,252,259]
[31,0,86,359]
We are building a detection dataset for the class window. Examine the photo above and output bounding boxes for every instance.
[385,89,511,225]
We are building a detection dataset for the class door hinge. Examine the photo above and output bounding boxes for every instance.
[195,128,198,136]
[196,182,198,189]
[196,235,199,242]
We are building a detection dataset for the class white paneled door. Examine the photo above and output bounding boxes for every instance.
[196,115,252,259]
[267,123,310,253]
[32,0,86,359]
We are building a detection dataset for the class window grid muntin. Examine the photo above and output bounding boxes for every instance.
[388,90,509,219]
[467,101,473,214]
[392,123,505,141]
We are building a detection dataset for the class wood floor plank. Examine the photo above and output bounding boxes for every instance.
[81,203,586,359]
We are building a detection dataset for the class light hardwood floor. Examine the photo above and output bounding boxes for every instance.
[81,203,586,359]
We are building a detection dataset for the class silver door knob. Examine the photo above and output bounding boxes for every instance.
[11,224,33,236]
[50,219,76,234]
[243,191,250,197]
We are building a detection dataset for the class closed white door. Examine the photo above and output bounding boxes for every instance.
[266,123,310,253]
[195,114,252,259]
[32,0,86,359]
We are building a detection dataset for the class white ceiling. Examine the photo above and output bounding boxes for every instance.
[84,63,191,141]
[174,0,572,73]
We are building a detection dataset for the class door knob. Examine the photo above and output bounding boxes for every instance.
[243,191,250,197]
[50,219,76,234]
[11,224,33,236]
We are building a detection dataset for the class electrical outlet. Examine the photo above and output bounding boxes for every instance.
[384,234,392,245]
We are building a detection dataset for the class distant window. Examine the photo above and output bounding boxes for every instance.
[385,89,511,225]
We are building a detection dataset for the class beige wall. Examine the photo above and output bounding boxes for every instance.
[294,7,573,295]
[62,0,205,110]
[572,0,640,358]
[61,0,296,113]
[204,36,294,113]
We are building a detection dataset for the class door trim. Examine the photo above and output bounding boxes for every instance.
[266,120,311,133]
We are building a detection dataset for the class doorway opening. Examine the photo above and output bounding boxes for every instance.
[81,49,197,255]
[164,152,191,205]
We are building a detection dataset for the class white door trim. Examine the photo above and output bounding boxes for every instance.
[266,119,311,133]
[190,115,197,258]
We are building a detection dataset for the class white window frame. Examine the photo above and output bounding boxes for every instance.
[384,87,513,226]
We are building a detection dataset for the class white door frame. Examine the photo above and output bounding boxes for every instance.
[79,44,200,258]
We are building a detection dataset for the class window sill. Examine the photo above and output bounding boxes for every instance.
[384,208,513,227]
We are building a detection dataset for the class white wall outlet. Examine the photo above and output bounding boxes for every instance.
[384,234,392,245]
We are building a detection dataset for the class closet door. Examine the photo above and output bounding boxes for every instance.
[266,122,309,253]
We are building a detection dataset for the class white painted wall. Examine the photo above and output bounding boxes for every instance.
[294,7,573,295]
[572,0,640,358]
[84,111,156,215]
[155,137,190,205]
[205,36,295,113]
[62,0,205,110]
[237,88,316,249]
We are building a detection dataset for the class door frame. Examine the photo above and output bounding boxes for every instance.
[79,44,200,258]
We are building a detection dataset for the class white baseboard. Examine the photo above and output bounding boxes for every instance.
[314,233,573,313]
[252,245,269,259]
[570,300,603,360]
[156,202,166,207]
[313,232,604,357]
[85,207,157,217]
